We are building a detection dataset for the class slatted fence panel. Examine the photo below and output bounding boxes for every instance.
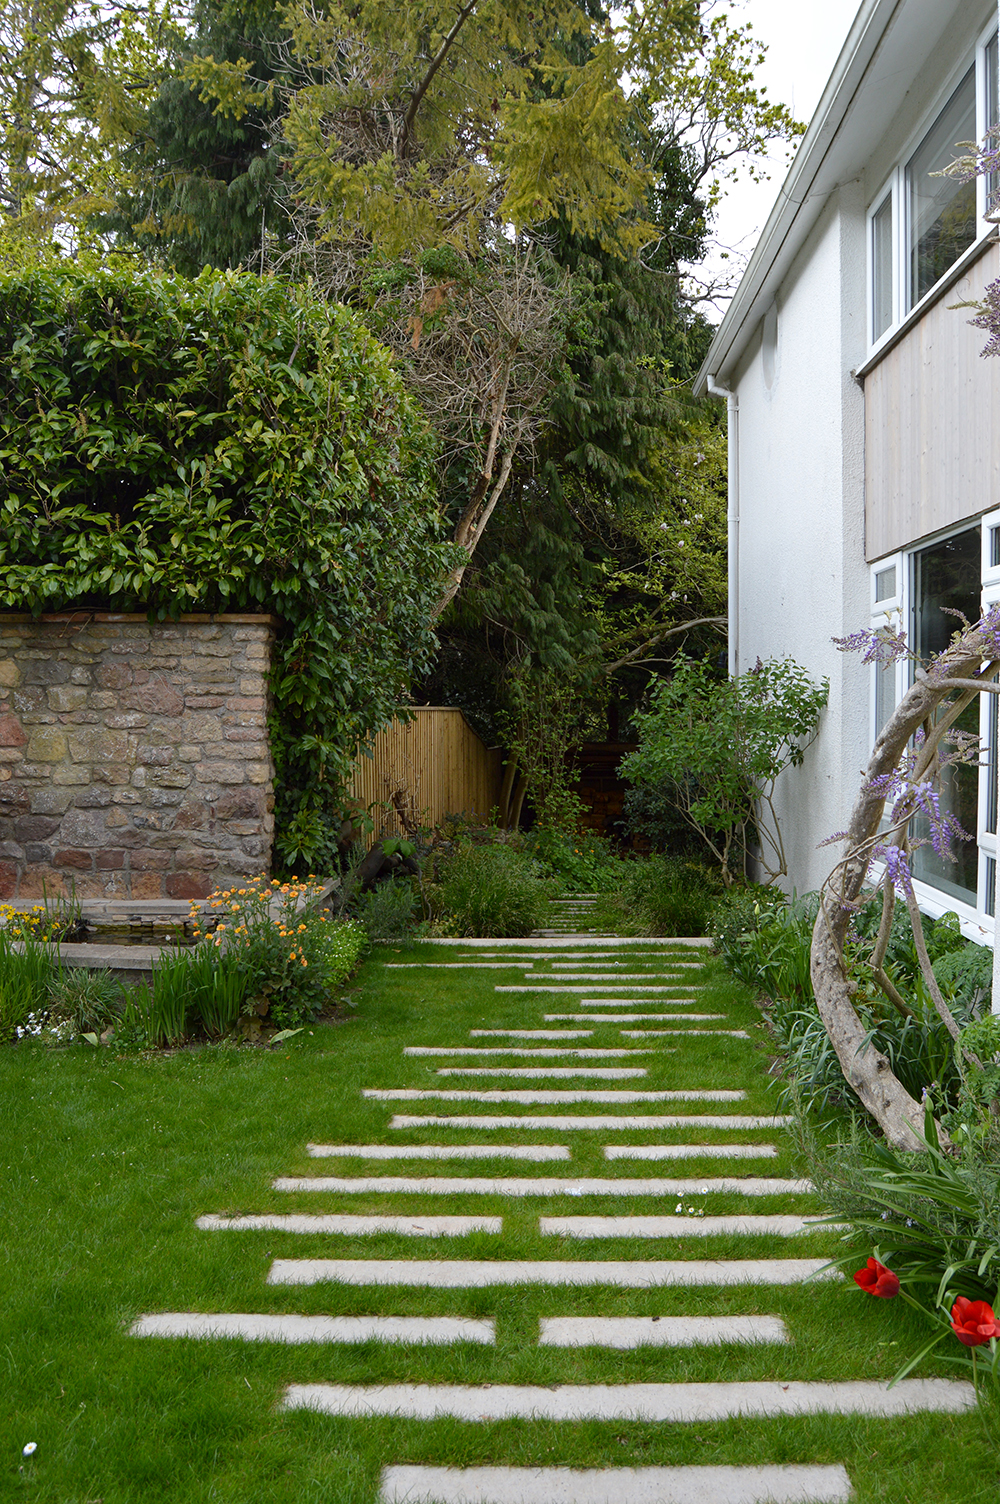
[349,708,504,835]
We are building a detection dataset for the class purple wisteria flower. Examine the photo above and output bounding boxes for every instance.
[875,843,914,896]
[834,626,908,665]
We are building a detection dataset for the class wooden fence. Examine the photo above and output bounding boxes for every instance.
[349,707,505,837]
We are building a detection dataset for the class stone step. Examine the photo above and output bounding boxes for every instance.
[545,1014,725,1023]
[279,1378,975,1422]
[131,1313,495,1345]
[540,1215,829,1238]
[432,938,713,948]
[267,1257,842,1288]
[539,1315,790,1348]
[603,1145,777,1160]
[496,985,699,994]
[470,1029,594,1038]
[306,1144,571,1161]
[388,1115,792,1131]
[430,1067,651,1079]
[272,1176,812,1198]
[365,1089,745,1104]
[197,1214,501,1236]
[378,1464,853,1504]
[405,1047,658,1057]
[621,1029,750,1038]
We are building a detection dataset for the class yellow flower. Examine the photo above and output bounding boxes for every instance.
[301,959,307,968]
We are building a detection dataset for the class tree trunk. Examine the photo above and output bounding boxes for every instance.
[810,624,1000,1149]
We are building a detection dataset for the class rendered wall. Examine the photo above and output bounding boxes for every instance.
[732,187,870,895]
[0,614,276,901]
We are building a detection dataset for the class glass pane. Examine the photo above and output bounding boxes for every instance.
[992,525,1000,569]
[875,660,896,738]
[987,34,999,218]
[911,527,982,902]
[988,688,999,836]
[875,564,897,602]
[986,855,996,918]
[907,68,977,306]
[872,195,894,338]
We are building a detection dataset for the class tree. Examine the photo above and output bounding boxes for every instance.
[184,0,798,613]
[621,657,829,885]
[0,264,451,869]
[812,617,1000,1150]
[0,0,183,254]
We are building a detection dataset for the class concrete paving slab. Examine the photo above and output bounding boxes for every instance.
[388,1115,793,1131]
[131,1313,495,1344]
[538,1315,790,1348]
[306,1144,572,1161]
[279,1378,974,1421]
[272,1176,811,1197]
[544,1015,724,1023]
[497,986,698,994]
[540,1216,828,1238]
[621,1029,750,1038]
[406,1048,655,1057]
[431,938,712,948]
[267,1257,842,1288]
[431,1067,649,1079]
[196,1213,501,1235]
[378,1464,852,1504]
[603,1145,777,1160]
[470,1030,594,1039]
[365,1089,745,1104]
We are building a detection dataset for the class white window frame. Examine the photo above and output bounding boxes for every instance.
[866,19,999,356]
[869,552,905,741]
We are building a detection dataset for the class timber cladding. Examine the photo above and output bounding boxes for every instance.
[865,235,1000,562]
[350,708,504,835]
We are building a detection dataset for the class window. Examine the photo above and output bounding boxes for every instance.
[870,512,1000,929]
[868,25,998,348]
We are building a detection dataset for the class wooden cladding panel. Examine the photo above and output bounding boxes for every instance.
[865,238,1000,561]
[349,708,504,835]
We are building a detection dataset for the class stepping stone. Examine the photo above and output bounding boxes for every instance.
[306,1144,572,1161]
[540,1216,827,1238]
[470,1029,593,1038]
[536,973,698,981]
[621,1029,750,1038]
[432,938,712,948]
[131,1313,495,1345]
[538,1315,790,1348]
[278,1377,975,1421]
[379,1463,853,1504]
[497,985,698,993]
[197,1213,502,1236]
[545,1014,724,1023]
[387,963,544,969]
[431,1067,650,1079]
[603,1144,777,1160]
[267,1257,842,1288]
[388,1115,792,1131]
[272,1176,811,1197]
[364,1089,745,1104]
[405,1048,655,1057]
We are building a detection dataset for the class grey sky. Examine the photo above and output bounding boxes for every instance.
[705,0,862,307]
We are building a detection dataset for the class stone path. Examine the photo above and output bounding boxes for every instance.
[130,932,975,1503]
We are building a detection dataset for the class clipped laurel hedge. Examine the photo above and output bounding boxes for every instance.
[0,264,454,869]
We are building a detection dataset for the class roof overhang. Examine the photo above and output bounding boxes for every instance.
[694,0,980,394]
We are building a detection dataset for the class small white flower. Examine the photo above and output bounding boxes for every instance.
[701,1187,709,1194]
[675,1203,683,1213]
[23,1443,37,1457]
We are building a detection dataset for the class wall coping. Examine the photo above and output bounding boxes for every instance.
[0,612,280,626]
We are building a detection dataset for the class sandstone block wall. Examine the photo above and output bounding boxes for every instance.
[0,614,277,901]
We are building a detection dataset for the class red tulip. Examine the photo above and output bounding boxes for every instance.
[853,1257,900,1298]
[950,1297,1000,1347]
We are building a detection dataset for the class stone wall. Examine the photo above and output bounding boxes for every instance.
[0,614,277,901]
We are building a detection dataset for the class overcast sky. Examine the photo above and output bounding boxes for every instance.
[702,0,863,312]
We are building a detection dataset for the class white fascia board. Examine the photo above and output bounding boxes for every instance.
[694,0,971,394]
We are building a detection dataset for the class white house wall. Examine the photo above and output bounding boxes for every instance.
[732,189,870,895]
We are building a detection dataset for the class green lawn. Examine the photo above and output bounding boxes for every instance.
[2,946,997,1501]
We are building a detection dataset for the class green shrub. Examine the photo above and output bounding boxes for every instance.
[356,877,419,943]
[0,264,451,871]
[522,829,623,893]
[592,856,721,937]
[47,969,122,1038]
[933,941,994,1016]
[429,841,553,937]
